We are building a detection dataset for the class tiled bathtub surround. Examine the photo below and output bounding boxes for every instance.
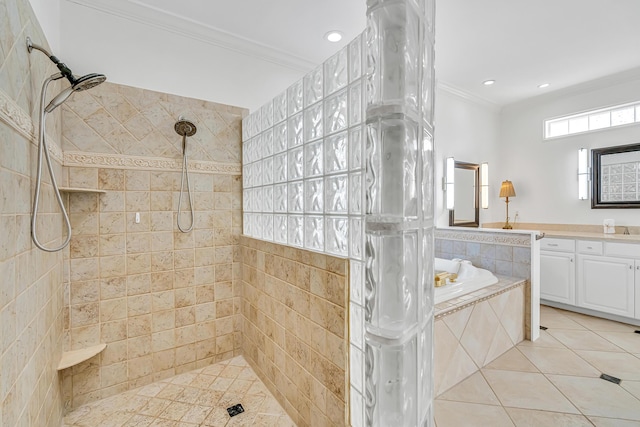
[434,278,526,395]
[0,0,67,425]
[435,230,532,280]
[60,82,246,409]
[435,228,535,339]
[241,236,349,427]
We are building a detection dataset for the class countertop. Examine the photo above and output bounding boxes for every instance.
[538,230,640,244]
[481,222,640,244]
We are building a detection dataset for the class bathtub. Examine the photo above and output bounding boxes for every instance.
[434,257,498,304]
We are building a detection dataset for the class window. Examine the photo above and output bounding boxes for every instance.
[544,101,640,139]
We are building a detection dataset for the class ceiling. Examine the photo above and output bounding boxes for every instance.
[62,0,640,109]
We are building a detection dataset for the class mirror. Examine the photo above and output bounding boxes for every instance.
[591,143,640,209]
[449,161,480,226]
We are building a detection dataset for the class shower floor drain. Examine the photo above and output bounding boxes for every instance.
[227,404,245,417]
[600,374,621,385]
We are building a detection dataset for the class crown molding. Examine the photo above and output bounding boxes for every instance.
[64,0,317,72]
[436,80,501,112]
[504,66,640,111]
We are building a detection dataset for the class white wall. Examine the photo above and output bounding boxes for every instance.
[28,0,60,51]
[434,85,502,227]
[59,1,309,111]
[499,71,640,227]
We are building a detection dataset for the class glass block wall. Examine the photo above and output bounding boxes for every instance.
[363,0,435,426]
[242,0,435,424]
[242,36,365,258]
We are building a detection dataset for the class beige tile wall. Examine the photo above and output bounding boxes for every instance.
[1,0,68,425]
[60,82,246,409]
[62,81,242,164]
[434,283,526,396]
[240,236,349,427]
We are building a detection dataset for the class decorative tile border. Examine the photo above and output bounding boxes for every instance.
[435,228,532,247]
[64,151,241,175]
[0,88,64,163]
[435,277,526,320]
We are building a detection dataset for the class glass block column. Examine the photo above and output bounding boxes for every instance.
[362,0,435,426]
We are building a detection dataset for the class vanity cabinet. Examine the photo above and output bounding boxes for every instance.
[576,255,634,318]
[540,238,640,322]
[540,238,576,305]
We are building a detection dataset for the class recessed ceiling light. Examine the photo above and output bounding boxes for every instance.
[325,31,343,42]
[483,80,495,86]
[538,83,550,89]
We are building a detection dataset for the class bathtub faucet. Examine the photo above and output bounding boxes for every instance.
[435,272,458,287]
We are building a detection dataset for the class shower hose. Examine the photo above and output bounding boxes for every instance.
[31,74,72,252]
[177,135,194,233]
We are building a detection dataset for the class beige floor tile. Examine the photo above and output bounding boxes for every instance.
[253,413,283,426]
[435,400,515,427]
[622,380,640,400]
[548,329,625,352]
[540,312,588,330]
[517,330,566,349]
[180,404,213,424]
[481,369,579,414]
[505,407,593,427]
[437,371,501,406]
[518,346,600,377]
[562,310,638,333]
[123,414,156,426]
[589,416,640,426]
[548,375,640,420]
[63,356,294,427]
[484,348,539,373]
[594,331,640,353]
[576,350,640,381]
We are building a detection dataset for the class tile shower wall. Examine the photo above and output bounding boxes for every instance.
[60,83,246,409]
[0,0,67,425]
[241,236,349,427]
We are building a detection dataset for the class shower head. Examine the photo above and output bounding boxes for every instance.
[175,118,197,137]
[44,73,107,113]
[27,37,107,113]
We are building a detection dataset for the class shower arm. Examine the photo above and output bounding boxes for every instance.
[27,37,75,84]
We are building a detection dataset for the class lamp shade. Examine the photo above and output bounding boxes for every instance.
[499,180,516,198]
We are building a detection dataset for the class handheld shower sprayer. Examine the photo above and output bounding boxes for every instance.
[27,36,107,252]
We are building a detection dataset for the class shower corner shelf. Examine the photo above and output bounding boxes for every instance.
[57,343,107,371]
[58,187,106,194]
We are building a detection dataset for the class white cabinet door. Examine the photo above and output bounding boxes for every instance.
[636,260,640,320]
[540,250,575,305]
[577,255,634,318]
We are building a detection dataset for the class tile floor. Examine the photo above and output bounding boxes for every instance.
[63,356,295,427]
[435,305,640,427]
